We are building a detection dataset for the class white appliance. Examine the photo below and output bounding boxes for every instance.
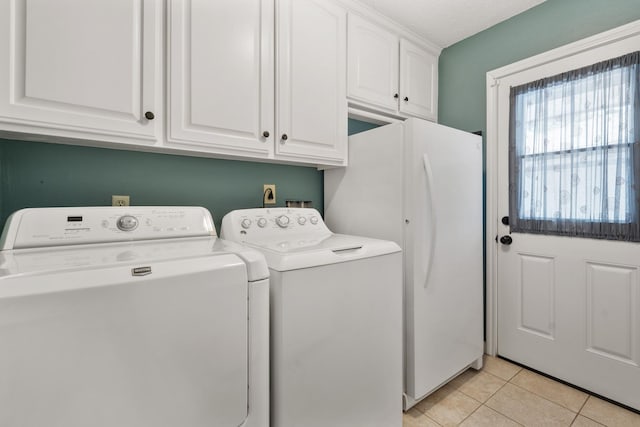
[0,206,269,427]
[220,208,403,427]
[324,117,484,409]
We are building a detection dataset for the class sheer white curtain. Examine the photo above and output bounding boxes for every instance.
[509,51,640,241]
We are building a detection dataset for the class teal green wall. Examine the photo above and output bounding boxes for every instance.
[0,140,322,232]
[347,118,380,134]
[0,120,376,234]
[438,0,640,133]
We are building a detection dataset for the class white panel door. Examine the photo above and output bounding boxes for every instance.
[0,0,161,144]
[276,0,347,166]
[167,0,274,159]
[496,38,640,410]
[347,14,399,114]
[399,39,437,121]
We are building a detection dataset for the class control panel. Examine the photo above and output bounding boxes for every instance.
[0,207,217,250]
[220,208,330,241]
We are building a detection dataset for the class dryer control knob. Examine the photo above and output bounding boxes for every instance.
[257,218,267,228]
[276,215,290,228]
[310,216,319,225]
[241,219,252,229]
[298,217,307,225]
[117,215,139,231]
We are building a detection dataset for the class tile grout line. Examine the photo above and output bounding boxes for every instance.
[576,396,610,427]
[568,410,580,426]
[484,364,579,426]
[456,403,481,426]
[453,369,526,426]
[577,395,590,414]
[449,390,483,426]
[506,368,589,412]
[420,410,442,426]
[505,380,580,421]
[454,371,508,403]
[480,376,526,426]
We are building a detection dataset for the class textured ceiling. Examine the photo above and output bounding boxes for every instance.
[356,0,546,48]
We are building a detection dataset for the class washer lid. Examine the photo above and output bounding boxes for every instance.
[244,233,401,272]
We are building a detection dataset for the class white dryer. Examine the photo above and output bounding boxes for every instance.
[221,208,403,427]
[0,206,269,427]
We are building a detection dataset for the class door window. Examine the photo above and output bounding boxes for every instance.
[508,51,640,241]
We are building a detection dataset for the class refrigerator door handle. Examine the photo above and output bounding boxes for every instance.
[422,154,437,288]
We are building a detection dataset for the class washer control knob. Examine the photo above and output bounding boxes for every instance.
[276,215,290,228]
[241,219,252,229]
[298,217,307,225]
[310,216,319,225]
[116,215,139,231]
[257,218,268,228]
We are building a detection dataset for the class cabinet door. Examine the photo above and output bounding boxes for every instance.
[167,0,274,159]
[276,0,347,166]
[0,0,161,144]
[347,14,399,114]
[399,39,438,121]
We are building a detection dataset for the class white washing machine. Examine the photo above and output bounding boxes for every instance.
[221,208,403,427]
[0,206,269,427]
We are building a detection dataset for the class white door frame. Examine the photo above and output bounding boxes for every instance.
[484,19,640,356]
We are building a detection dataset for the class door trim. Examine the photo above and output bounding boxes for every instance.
[484,18,640,357]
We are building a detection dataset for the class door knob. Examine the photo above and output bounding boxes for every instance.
[262,131,270,138]
[501,216,509,225]
[144,111,155,120]
[499,235,513,245]
[394,93,399,98]
[281,134,288,141]
[404,96,409,101]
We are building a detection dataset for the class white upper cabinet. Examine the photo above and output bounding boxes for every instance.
[168,0,346,166]
[275,0,347,166]
[399,39,437,121]
[167,0,275,159]
[347,14,399,114]
[0,0,161,144]
[346,13,439,121]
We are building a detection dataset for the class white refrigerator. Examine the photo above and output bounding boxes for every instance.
[324,117,484,409]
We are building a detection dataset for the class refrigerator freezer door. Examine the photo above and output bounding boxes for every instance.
[404,118,484,401]
[325,118,484,408]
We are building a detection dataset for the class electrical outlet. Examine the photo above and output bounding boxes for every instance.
[112,195,130,206]
[263,184,276,205]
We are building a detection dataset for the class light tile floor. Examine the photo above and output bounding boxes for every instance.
[403,355,640,427]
